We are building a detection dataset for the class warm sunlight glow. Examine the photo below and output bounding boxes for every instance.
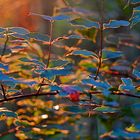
[53,105,60,110]
[41,114,48,119]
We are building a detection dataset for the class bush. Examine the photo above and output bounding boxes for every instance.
[0,0,140,139]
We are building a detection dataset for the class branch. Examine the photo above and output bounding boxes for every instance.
[0,92,58,103]
[90,91,140,99]
[0,127,20,138]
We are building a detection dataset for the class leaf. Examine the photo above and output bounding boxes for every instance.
[112,129,140,139]
[0,108,17,118]
[70,18,99,29]
[130,6,140,27]
[60,7,94,16]
[9,27,30,35]
[50,59,68,67]
[133,69,140,78]
[66,35,85,39]
[126,124,140,133]
[30,32,50,42]
[102,50,123,60]
[119,78,135,91]
[131,103,140,109]
[82,78,111,96]
[30,13,70,21]
[0,63,8,71]
[0,71,36,87]
[103,20,130,29]
[52,15,70,20]
[94,106,118,113]
[10,33,30,40]
[0,27,6,33]
[60,85,82,96]
[64,106,86,113]
[77,27,98,43]
[82,78,111,89]
[41,67,71,80]
[69,50,98,58]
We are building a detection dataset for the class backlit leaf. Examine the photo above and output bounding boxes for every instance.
[30,13,70,21]
[104,20,130,29]
[0,63,8,71]
[94,106,118,113]
[70,18,99,29]
[0,108,17,118]
[0,27,6,33]
[9,27,30,35]
[69,50,98,58]
[102,50,123,60]
[119,78,135,91]
[133,69,140,78]
[30,32,49,42]
[130,6,140,27]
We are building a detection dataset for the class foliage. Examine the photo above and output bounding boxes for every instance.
[0,0,140,139]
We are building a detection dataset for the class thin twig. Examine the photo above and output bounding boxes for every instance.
[0,127,20,137]
[0,92,58,103]
[0,90,139,103]
[1,84,7,100]
[94,22,103,80]
[1,32,9,58]
[36,20,54,94]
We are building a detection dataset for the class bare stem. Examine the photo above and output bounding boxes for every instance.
[1,84,7,100]
[36,20,53,94]
[0,90,139,103]
[1,33,9,59]
[94,22,103,80]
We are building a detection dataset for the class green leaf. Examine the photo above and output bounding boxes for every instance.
[66,35,85,39]
[126,124,140,133]
[10,33,30,40]
[130,6,140,27]
[82,78,111,89]
[9,27,30,35]
[52,15,70,20]
[77,27,98,43]
[133,69,140,78]
[41,67,71,79]
[50,59,68,67]
[112,129,140,139]
[119,78,135,91]
[0,27,6,33]
[60,85,82,96]
[131,103,140,109]
[0,108,17,118]
[30,32,49,42]
[30,13,70,21]
[70,18,99,29]
[103,20,130,29]
[0,63,8,71]
[94,106,118,113]
[102,50,123,60]
[69,50,98,58]
[64,106,86,113]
